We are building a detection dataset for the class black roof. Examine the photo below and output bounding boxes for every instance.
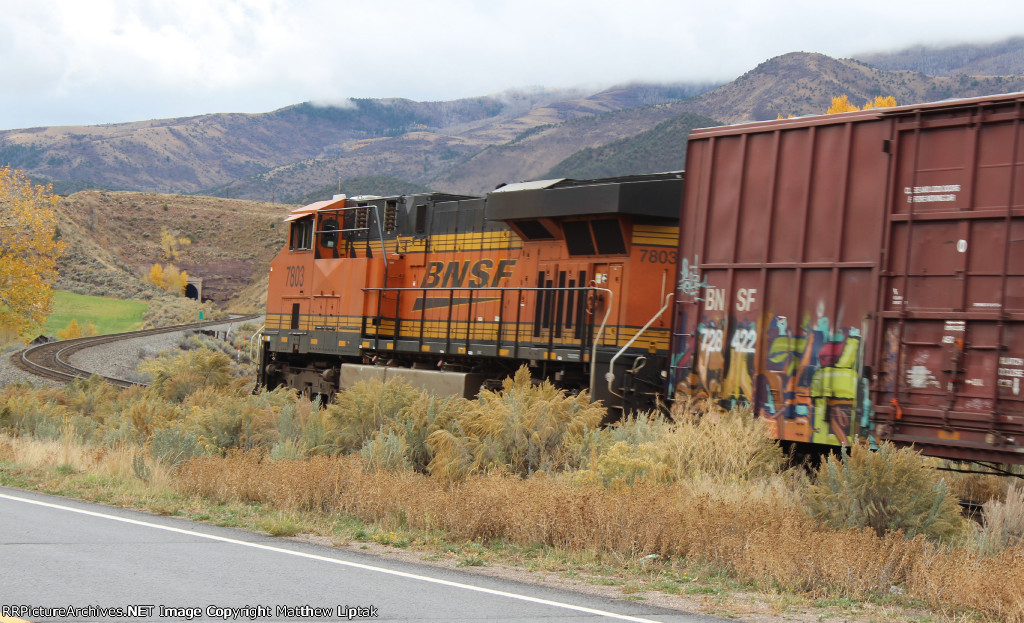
[485,172,684,221]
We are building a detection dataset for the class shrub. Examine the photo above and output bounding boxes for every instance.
[139,349,234,402]
[426,366,605,481]
[181,389,278,453]
[0,387,72,440]
[360,430,412,472]
[325,378,421,454]
[150,423,207,468]
[973,482,1024,554]
[805,440,967,542]
[659,405,785,482]
[576,440,669,488]
[271,392,336,457]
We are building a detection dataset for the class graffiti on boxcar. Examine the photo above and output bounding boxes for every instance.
[753,315,861,445]
[721,319,756,407]
[678,255,711,300]
[689,316,758,410]
[694,318,728,398]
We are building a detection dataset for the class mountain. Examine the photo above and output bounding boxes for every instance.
[0,84,715,201]
[544,112,720,180]
[678,52,1024,124]
[855,36,1024,77]
[220,83,719,198]
[5,43,1024,203]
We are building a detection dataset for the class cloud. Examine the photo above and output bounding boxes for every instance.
[1,0,1024,129]
[308,98,359,110]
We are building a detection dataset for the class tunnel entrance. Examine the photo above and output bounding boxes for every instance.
[185,277,203,301]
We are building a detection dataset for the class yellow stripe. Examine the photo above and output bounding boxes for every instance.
[268,314,670,351]
[632,225,679,247]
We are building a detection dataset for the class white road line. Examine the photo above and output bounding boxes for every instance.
[0,492,664,622]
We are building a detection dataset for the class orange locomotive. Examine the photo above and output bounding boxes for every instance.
[258,173,682,415]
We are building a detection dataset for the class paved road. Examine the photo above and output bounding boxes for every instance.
[0,488,726,623]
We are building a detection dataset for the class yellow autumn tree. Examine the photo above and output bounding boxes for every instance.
[160,228,190,262]
[149,263,166,289]
[162,265,189,296]
[148,262,188,296]
[0,167,66,339]
[863,95,898,110]
[827,95,860,114]
[828,94,898,114]
[56,319,97,340]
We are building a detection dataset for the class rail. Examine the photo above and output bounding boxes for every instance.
[11,314,261,387]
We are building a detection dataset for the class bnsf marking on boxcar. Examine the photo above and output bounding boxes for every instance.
[640,249,677,264]
[422,259,516,289]
[703,288,758,312]
[285,265,305,287]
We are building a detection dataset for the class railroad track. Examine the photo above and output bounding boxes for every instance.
[10,315,261,387]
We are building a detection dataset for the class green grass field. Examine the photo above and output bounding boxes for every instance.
[43,291,148,336]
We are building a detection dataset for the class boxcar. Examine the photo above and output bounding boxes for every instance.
[670,92,1024,465]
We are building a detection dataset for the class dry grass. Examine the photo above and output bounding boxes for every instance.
[173,452,1024,621]
[0,433,177,492]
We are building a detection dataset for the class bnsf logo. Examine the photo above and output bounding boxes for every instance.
[422,259,516,288]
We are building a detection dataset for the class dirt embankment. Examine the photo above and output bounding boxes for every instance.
[55,190,290,310]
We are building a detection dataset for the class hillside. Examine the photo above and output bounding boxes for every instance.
[855,36,1024,77]
[291,175,434,205]
[0,84,713,202]
[429,102,713,194]
[55,191,289,309]
[544,112,720,180]
[678,52,1024,124]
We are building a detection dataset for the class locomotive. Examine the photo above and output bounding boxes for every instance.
[258,173,684,416]
[260,91,1024,466]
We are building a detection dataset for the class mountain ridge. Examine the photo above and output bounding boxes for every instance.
[4,39,1024,200]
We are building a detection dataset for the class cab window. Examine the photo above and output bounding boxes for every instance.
[289,216,313,251]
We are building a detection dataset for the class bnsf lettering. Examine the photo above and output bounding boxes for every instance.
[422,259,516,288]
[704,288,726,311]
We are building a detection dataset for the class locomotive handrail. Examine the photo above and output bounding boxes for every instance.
[588,287,614,399]
[364,284,615,366]
[362,285,604,292]
[605,292,673,398]
[249,324,265,364]
[314,204,389,267]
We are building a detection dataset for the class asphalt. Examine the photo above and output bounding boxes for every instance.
[0,487,729,623]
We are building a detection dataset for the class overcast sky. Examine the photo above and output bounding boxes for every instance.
[2,0,1023,131]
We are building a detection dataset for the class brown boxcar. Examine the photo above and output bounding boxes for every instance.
[670,93,1024,465]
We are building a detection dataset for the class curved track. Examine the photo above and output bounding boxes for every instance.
[11,315,260,387]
